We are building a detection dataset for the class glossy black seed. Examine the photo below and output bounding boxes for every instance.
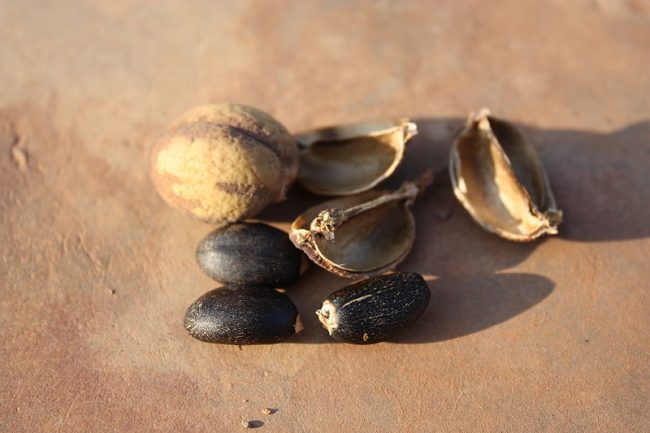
[316,272,430,344]
[196,222,302,287]
[184,286,302,345]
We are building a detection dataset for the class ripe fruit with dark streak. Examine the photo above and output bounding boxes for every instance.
[150,103,299,224]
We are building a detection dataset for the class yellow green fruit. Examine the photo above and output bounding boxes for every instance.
[150,103,299,224]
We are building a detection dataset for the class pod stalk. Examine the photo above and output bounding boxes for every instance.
[308,169,433,242]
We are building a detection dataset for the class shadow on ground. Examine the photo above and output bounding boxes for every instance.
[261,117,650,344]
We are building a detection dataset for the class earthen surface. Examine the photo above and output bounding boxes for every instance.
[1,1,649,432]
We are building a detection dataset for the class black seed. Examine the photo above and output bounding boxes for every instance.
[316,272,430,344]
[196,222,303,287]
[184,286,302,345]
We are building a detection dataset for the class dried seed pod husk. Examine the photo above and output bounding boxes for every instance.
[184,286,303,345]
[150,103,299,224]
[289,172,432,278]
[295,119,417,196]
[449,109,563,241]
[196,222,306,287]
[316,272,430,344]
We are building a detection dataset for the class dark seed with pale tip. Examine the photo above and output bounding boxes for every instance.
[196,222,303,287]
[316,272,430,344]
[184,286,303,345]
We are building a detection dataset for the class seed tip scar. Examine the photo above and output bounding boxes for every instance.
[316,301,337,335]
[294,314,304,334]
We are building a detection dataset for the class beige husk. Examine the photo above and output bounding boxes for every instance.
[449,108,563,241]
[295,119,417,196]
[150,103,299,224]
[289,172,432,278]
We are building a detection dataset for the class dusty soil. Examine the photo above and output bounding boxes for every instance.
[1,1,649,432]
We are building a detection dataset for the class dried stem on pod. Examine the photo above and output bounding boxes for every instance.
[290,170,433,278]
[308,170,433,241]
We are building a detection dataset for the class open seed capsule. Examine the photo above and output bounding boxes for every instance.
[184,286,303,345]
[316,272,430,344]
[289,172,432,278]
[196,222,304,287]
[295,119,417,196]
[450,109,563,241]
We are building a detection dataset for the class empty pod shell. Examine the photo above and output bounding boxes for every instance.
[449,109,563,241]
[289,172,432,278]
[295,119,417,196]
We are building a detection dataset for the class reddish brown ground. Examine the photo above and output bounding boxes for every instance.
[1,1,649,432]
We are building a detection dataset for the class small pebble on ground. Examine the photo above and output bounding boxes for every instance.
[241,420,263,429]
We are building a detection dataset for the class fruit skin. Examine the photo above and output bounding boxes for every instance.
[150,103,299,224]
[184,286,302,345]
[316,272,430,344]
[196,222,303,287]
